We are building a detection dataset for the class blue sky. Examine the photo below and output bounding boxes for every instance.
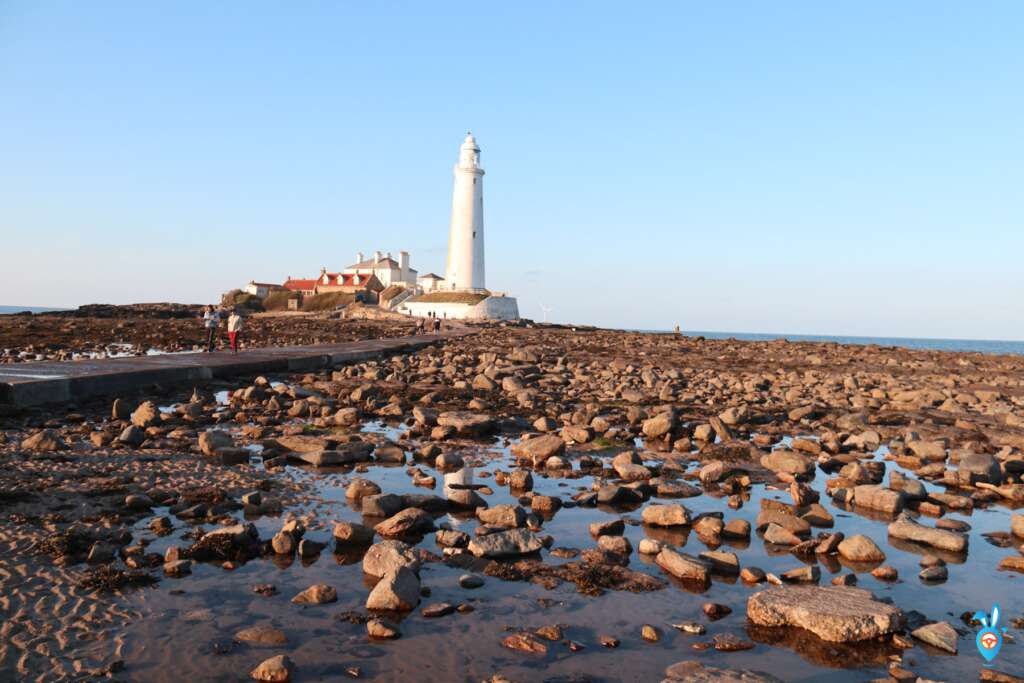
[1,2,1021,338]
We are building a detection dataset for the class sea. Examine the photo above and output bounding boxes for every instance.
[0,305,68,314]
[644,329,1024,356]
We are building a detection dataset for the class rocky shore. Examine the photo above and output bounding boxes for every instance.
[0,305,415,362]
[1,322,1023,682]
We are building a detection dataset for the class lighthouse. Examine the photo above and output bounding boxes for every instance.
[445,132,486,292]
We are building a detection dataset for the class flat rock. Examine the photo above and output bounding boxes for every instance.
[235,625,288,646]
[467,528,543,558]
[291,584,337,605]
[654,547,710,583]
[662,660,783,682]
[888,514,968,553]
[746,585,904,642]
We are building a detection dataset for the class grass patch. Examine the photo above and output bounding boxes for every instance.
[263,290,298,311]
[409,291,489,305]
[301,292,357,311]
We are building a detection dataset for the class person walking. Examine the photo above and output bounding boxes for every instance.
[202,305,220,352]
[227,309,244,354]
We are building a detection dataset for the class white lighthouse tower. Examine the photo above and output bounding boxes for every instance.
[445,132,486,292]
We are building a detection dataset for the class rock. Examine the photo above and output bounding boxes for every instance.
[502,632,548,654]
[468,529,543,558]
[361,493,404,518]
[435,452,464,470]
[638,538,663,554]
[837,535,886,563]
[509,470,533,491]
[919,566,948,581]
[19,429,67,452]
[376,445,406,463]
[746,585,904,642]
[871,565,898,581]
[250,655,294,682]
[642,624,660,642]
[198,430,233,456]
[642,504,691,527]
[780,565,819,583]
[662,660,783,683]
[723,519,751,539]
[958,452,1002,484]
[333,521,375,546]
[367,618,400,639]
[363,540,420,578]
[851,485,905,514]
[654,547,711,583]
[888,514,968,552]
[112,398,132,420]
[291,584,337,605]
[510,434,565,464]
[477,504,527,528]
[235,625,288,646]
[597,484,643,506]
[698,550,740,576]
[763,523,802,546]
[1012,514,1024,538]
[459,574,484,589]
[436,529,470,548]
[346,479,382,501]
[366,566,421,611]
[761,450,814,476]
[911,621,958,654]
[590,519,625,537]
[118,425,146,447]
[740,567,766,583]
[597,534,632,557]
[437,412,496,437]
[642,412,676,439]
[163,559,191,577]
[447,488,487,509]
[130,401,160,429]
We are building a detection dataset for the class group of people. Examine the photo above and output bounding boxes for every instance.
[416,312,444,334]
[202,305,245,353]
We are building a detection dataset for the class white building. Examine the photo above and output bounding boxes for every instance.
[444,132,486,292]
[343,250,417,288]
[417,273,445,292]
[402,132,519,321]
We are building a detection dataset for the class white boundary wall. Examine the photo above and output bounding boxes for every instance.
[401,295,519,321]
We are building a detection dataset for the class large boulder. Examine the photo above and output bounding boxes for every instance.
[467,529,543,558]
[20,429,67,453]
[477,504,526,528]
[746,586,904,642]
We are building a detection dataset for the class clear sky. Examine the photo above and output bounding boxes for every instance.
[2,2,1022,339]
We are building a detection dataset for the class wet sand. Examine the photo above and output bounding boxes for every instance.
[1,324,1023,682]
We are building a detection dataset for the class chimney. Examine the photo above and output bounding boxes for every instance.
[356,251,364,264]
[399,251,410,284]
[374,250,383,264]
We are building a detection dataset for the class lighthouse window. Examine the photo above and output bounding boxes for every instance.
[473,232,476,237]
[473,178,477,184]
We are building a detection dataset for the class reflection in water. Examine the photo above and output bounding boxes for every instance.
[109,424,1024,683]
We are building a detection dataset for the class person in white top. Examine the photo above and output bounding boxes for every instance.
[202,305,221,352]
[227,309,244,354]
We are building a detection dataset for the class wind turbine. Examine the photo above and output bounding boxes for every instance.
[539,304,552,324]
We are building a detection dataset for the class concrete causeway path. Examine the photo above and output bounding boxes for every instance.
[0,330,465,408]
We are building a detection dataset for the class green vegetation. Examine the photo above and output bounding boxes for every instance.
[301,292,356,311]
[409,291,489,305]
[262,290,297,311]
